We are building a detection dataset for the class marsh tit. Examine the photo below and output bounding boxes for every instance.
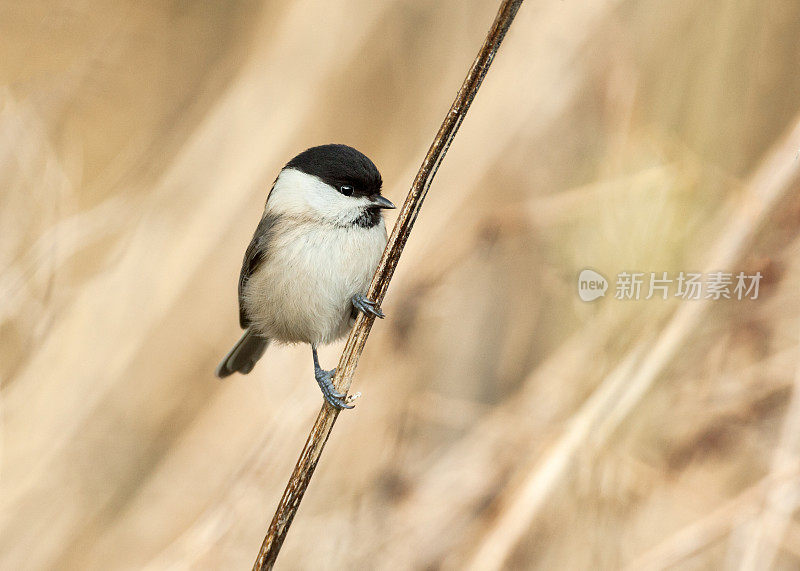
[215,144,395,409]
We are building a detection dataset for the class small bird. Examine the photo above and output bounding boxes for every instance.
[215,144,395,409]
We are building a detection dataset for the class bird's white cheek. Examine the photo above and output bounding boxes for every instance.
[266,168,371,224]
[306,193,372,225]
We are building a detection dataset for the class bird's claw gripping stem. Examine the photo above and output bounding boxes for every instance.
[314,366,354,409]
[352,293,385,319]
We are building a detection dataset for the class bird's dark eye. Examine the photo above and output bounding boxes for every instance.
[340,185,354,196]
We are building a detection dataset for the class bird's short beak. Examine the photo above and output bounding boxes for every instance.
[369,195,396,209]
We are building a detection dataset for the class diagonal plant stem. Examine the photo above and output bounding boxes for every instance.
[251,1,524,569]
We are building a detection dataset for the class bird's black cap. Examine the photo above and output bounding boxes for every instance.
[285,144,383,198]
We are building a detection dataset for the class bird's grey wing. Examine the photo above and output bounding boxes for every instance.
[238,212,278,328]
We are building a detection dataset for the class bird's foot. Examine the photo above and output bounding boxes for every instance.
[352,293,385,319]
[314,366,354,409]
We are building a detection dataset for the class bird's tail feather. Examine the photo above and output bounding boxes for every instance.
[215,328,269,378]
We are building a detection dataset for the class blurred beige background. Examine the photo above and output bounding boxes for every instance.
[2,1,800,569]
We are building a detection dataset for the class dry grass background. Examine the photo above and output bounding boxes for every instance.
[2,1,800,569]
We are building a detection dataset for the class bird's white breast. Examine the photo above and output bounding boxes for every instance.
[242,216,387,345]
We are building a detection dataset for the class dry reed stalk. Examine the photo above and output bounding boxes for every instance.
[251,2,525,568]
[463,115,800,571]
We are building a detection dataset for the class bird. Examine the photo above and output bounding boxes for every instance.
[215,144,395,409]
